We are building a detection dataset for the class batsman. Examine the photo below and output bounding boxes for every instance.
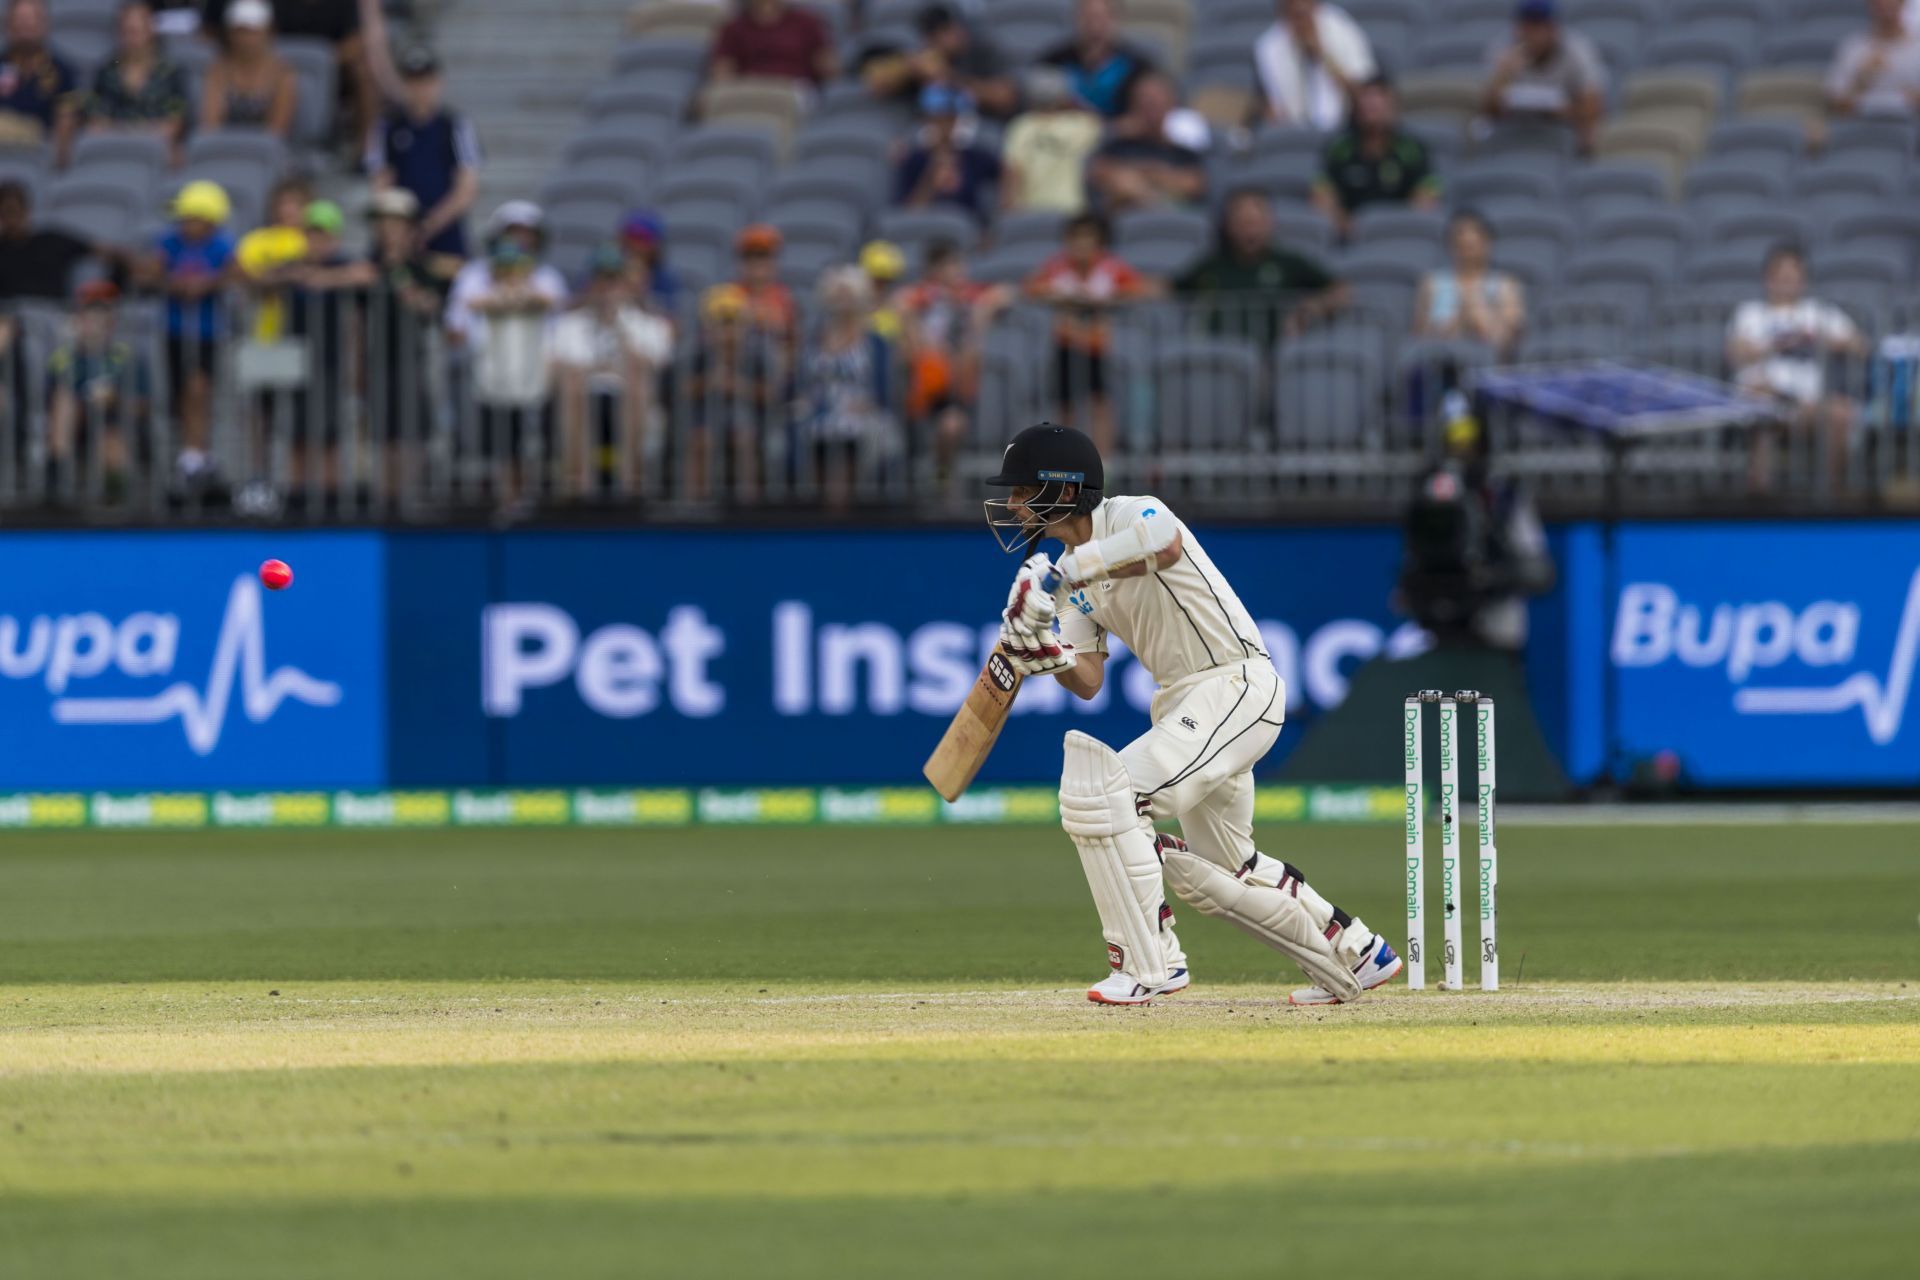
[987,424,1401,1006]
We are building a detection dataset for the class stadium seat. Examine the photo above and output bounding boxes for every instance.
[1350,207,1447,262]
[1823,118,1919,163]
[1152,341,1261,452]
[764,170,880,223]
[279,37,337,148]
[1488,206,1576,251]
[1564,161,1670,210]
[0,147,49,204]
[1736,69,1826,121]
[793,117,895,168]
[563,125,671,188]
[626,1,727,40]
[1623,70,1722,121]
[1190,83,1255,130]
[1271,202,1335,256]
[1683,244,1768,289]
[1587,207,1697,261]
[1761,21,1858,70]
[1413,27,1504,75]
[1234,155,1319,206]
[1704,118,1804,167]
[1274,334,1386,447]
[541,175,646,240]
[41,177,142,244]
[653,169,760,214]
[1704,208,1815,260]
[1491,238,1564,292]
[698,78,803,144]
[671,125,782,189]
[971,242,1056,286]
[1450,159,1560,208]
[611,37,708,85]
[1791,156,1902,203]
[1593,118,1699,193]
[1247,125,1327,164]
[1399,74,1482,126]
[877,208,981,268]
[1472,121,1577,165]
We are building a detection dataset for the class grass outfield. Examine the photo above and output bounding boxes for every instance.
[1,822,1917,1278]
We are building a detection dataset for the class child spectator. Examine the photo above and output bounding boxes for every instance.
[235,174,313,342]
[343,187,451,499]
[550,245,673,498]
[143,179,236,484]
[369,46,480,260]
[63,1,191,168]
[732,223,798,347]
[1002,67,1102,214]
[463,239,560,509]
[200,0,298,140]
[798,265,895,513]
[687,282,781,504]
[860,240,906,341]
[1414,209,1526,357]
[46,280,152,502]
[619,208,681,317]
[893,83,1003,225]
[899,239,1010,484]
[709,0,835,87]
[0,0,74,143]
[1023,212,1151,455]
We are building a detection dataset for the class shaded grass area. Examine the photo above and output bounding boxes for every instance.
[1,822,1916,984]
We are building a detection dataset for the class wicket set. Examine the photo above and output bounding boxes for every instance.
[1403,690,1498,992]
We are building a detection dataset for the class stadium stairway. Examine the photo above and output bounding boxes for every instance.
[437,0,640,216]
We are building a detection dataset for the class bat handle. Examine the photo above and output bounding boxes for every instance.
[1040,569,1061,594]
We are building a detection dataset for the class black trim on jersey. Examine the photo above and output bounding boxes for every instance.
[1144,664,1285,798]
[1189,554,1269,659]
[1154,575,1218,667]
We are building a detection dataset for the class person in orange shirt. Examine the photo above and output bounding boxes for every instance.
[732,223,797,353]
[1023,212,1155,455]
[899,239,1009,485]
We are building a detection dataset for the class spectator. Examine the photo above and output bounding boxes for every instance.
[1414,209,1525,358]
[862,3,1018,119]
[797,265,895,513]
[732,222,798,346]
[0,180,98,303]
[687,282,781,503]
[347,186,449,496]
[709,0,835,87]
[1827,0,1920,118]
[1480,0,1605,155]
[1728,243,1871,489]
[369,46,479,260]
[235,175,313,343]
[893,83,1003,225]
[142,179,236,484]
[1253,0,1376,130]
[1313,75,1442,241]
[859,239,906,341]
[281,198,357,498]
[462,239,560,508]
[1023,212,1152,455]
[1087,71,1207,213]
[0,0,74,143]
[447,200,567,351]
[46,280,152,501]
[61,2,191,168]
[1002,67,1103,214]
[550,246,673,498]
[618,209,680,317]
[899,239,1010,483]
[1178,187,1347,344]
[1039,0,1157,119]
[200,0,298,140]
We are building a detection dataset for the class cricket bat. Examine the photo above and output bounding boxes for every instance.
[923,567,1060,802]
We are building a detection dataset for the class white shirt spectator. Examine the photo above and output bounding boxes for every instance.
[445,258,567,346]
[1253,2,1375,130]
[1729,298,1861,406]
[550,305,673,390]
[1827,24,1920,116]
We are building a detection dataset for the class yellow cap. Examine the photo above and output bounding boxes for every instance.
[860,240,905,281]
[702,283,749,320]
[173,180,232,225]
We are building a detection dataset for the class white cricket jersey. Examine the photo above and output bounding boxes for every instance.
[1056,495,1272,689]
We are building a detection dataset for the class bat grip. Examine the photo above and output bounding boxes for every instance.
[1040,569,1061,593]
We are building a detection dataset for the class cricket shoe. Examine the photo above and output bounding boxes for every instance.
[1288,937,1402,1006]
[1088,968,1190,1006]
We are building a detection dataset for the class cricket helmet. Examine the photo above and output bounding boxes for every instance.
[983,423,1104,552]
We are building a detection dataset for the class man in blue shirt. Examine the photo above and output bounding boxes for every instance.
[369,46,480,259]
[1038,0,1156,119]
[893,84,1003,225]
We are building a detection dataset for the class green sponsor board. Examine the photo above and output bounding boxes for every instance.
[0,786,1400,830]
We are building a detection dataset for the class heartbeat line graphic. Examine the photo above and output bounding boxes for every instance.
[51,576,342,755]
[1733,567,1920,746]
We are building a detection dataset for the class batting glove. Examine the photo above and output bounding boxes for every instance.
[999,615,1077,676]
[1005,553,1060,631]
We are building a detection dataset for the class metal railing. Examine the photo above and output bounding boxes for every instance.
[5,288,1919,522]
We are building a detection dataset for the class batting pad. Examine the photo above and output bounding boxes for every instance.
[1059,731,1170,987]
[1161,847,1364,1002]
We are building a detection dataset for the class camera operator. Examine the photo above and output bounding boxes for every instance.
[1396,395,1553,651]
